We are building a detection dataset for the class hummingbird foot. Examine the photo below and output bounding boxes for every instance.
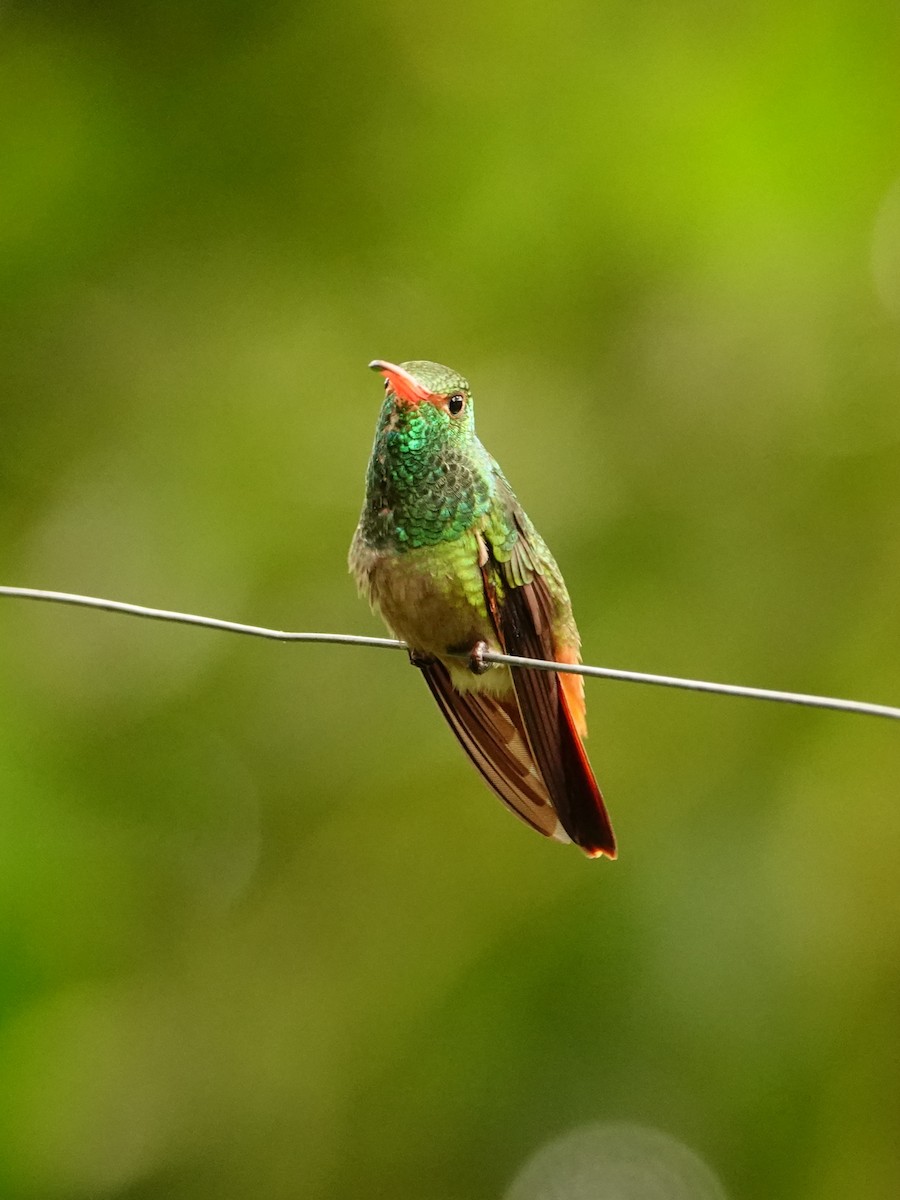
[467,640,490,675]
[407,648,437,670]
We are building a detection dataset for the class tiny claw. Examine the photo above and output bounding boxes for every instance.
[468,641,489,675]
[408,649,436,670]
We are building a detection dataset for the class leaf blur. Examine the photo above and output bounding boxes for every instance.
[1,3,899,1198]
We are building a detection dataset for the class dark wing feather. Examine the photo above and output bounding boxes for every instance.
[417,658,568,843]
[494,575,616,857]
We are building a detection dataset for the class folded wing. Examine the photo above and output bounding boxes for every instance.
[417,658,571,844]
[492,573,616,858]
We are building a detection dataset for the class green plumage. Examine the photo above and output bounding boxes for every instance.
[357,396,493,552]
[357,361,493,553]
[350,359,570,664]
[349,358,616,858]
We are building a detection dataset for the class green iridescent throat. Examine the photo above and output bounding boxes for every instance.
[360,400,492,551]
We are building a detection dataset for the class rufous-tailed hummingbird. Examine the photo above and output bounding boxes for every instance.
[349,360,616,858]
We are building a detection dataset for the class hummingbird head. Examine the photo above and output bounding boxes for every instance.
[360,359,490,550]
[369,359,474,434]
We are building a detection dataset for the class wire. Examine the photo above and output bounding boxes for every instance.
[2,585,898,722]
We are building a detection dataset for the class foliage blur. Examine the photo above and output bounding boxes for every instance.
[2,2,899,1197]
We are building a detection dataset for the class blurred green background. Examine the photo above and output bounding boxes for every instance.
[2,2,900,1197]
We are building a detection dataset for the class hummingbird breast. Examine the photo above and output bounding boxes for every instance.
[350,401,507,671]
[354,532,503,668]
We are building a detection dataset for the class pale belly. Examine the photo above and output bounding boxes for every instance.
[354,537,511,694]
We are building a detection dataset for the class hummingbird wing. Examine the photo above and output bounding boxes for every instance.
[416,658,572,844]
[481,476,617,859]
[489,570,617,858]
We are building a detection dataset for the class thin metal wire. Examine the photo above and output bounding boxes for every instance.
[2,585,899,723]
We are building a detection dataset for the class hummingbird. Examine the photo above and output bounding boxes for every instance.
[349,360,616,858]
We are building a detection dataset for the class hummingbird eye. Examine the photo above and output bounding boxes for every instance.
[383,380,390,392]
[447,393,465,416]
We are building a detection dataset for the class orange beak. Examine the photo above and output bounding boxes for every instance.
[369,360,433,407]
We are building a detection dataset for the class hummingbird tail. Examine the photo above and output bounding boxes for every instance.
[509,656,617,859]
